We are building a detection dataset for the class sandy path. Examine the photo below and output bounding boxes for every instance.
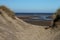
[0,8,60,40]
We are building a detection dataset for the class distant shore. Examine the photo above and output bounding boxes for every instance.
[15,13,53,26]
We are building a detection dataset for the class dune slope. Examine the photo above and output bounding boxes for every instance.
[0,6,60,40]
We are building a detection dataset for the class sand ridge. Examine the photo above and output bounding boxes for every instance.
[0,6,60,40]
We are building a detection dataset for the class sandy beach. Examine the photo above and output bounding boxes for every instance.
[0,6,60,40]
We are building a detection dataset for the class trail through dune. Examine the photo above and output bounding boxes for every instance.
[0,6,60,40]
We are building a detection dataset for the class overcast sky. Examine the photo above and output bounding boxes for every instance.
[0,0,60,13]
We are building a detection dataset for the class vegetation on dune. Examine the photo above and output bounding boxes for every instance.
[48,8,60,29]
[45,8,60,29]
[0,5,15,19]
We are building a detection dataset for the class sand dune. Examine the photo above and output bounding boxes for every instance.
[0,6,60,40]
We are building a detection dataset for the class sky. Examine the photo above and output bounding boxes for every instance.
[0,0,60,13]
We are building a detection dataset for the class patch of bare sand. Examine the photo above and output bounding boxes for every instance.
[0,6,60,40]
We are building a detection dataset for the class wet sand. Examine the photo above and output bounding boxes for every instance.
[18,16,52,26]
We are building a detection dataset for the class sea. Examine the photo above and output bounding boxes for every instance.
[15,13,54,21]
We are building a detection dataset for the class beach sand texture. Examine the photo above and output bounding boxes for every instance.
[0,6,60,40]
